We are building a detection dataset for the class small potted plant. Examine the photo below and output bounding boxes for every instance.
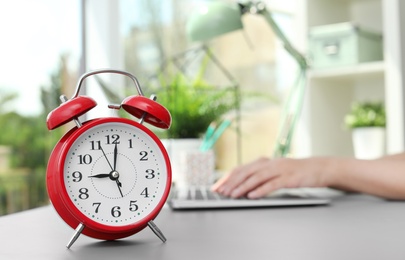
[152,70,239,187]
[344,101,386,159]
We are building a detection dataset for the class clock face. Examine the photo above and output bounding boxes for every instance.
[62,120,169,228]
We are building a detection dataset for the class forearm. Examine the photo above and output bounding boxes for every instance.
[320,157,405,200]
[378,152,405,161]
[213,154,405,200]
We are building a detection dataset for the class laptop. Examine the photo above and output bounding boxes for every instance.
[168,186,334,210]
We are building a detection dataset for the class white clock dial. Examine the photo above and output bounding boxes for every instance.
[63,121,169,226]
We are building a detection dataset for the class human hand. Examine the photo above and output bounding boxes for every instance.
[211,157,328,199]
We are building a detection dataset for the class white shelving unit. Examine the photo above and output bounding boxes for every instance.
[294,0,405,157]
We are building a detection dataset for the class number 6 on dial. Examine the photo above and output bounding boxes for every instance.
[46,69,172,248]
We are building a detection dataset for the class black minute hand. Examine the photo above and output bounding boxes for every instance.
[113,143,118,171]
[112,143,123,197]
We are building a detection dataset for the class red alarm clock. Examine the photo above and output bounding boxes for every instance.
[46,69,172,248]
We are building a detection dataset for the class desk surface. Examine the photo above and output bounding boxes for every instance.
[1,194,405,260]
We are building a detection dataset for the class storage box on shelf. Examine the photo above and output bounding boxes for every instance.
[309,22,383,69]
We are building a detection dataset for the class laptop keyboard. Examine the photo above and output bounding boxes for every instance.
[168,186,344,209]
[191,187,227,200]
[172,186,253,201]
[168,186,332,209]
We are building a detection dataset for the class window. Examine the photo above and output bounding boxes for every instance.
[0,0,80,214]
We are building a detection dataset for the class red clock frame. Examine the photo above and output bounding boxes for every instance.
[46,117,172,240]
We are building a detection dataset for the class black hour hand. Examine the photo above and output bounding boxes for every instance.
[89,173,110,178]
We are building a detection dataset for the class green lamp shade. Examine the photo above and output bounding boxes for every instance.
[186,1,243,42]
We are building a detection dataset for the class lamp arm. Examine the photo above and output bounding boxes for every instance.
[261,9,307,70]
[238,1,308,157]
[242,2,308,70]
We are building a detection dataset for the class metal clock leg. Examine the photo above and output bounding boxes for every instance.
[147,220,167,242]
[66,223,85,249]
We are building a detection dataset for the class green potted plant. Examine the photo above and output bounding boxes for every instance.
[344,101,386,159]
[151,68,239,188]
[344,101,386,128]
[154,73,238,139]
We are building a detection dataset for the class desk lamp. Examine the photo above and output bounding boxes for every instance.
[186,1,308,157]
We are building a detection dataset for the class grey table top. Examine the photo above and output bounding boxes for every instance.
[1,194,405,260]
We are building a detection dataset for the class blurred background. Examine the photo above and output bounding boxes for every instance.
[1,0,403,215]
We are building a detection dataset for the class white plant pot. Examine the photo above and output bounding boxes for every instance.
[161,138,202,188]
[352,127,385,159]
